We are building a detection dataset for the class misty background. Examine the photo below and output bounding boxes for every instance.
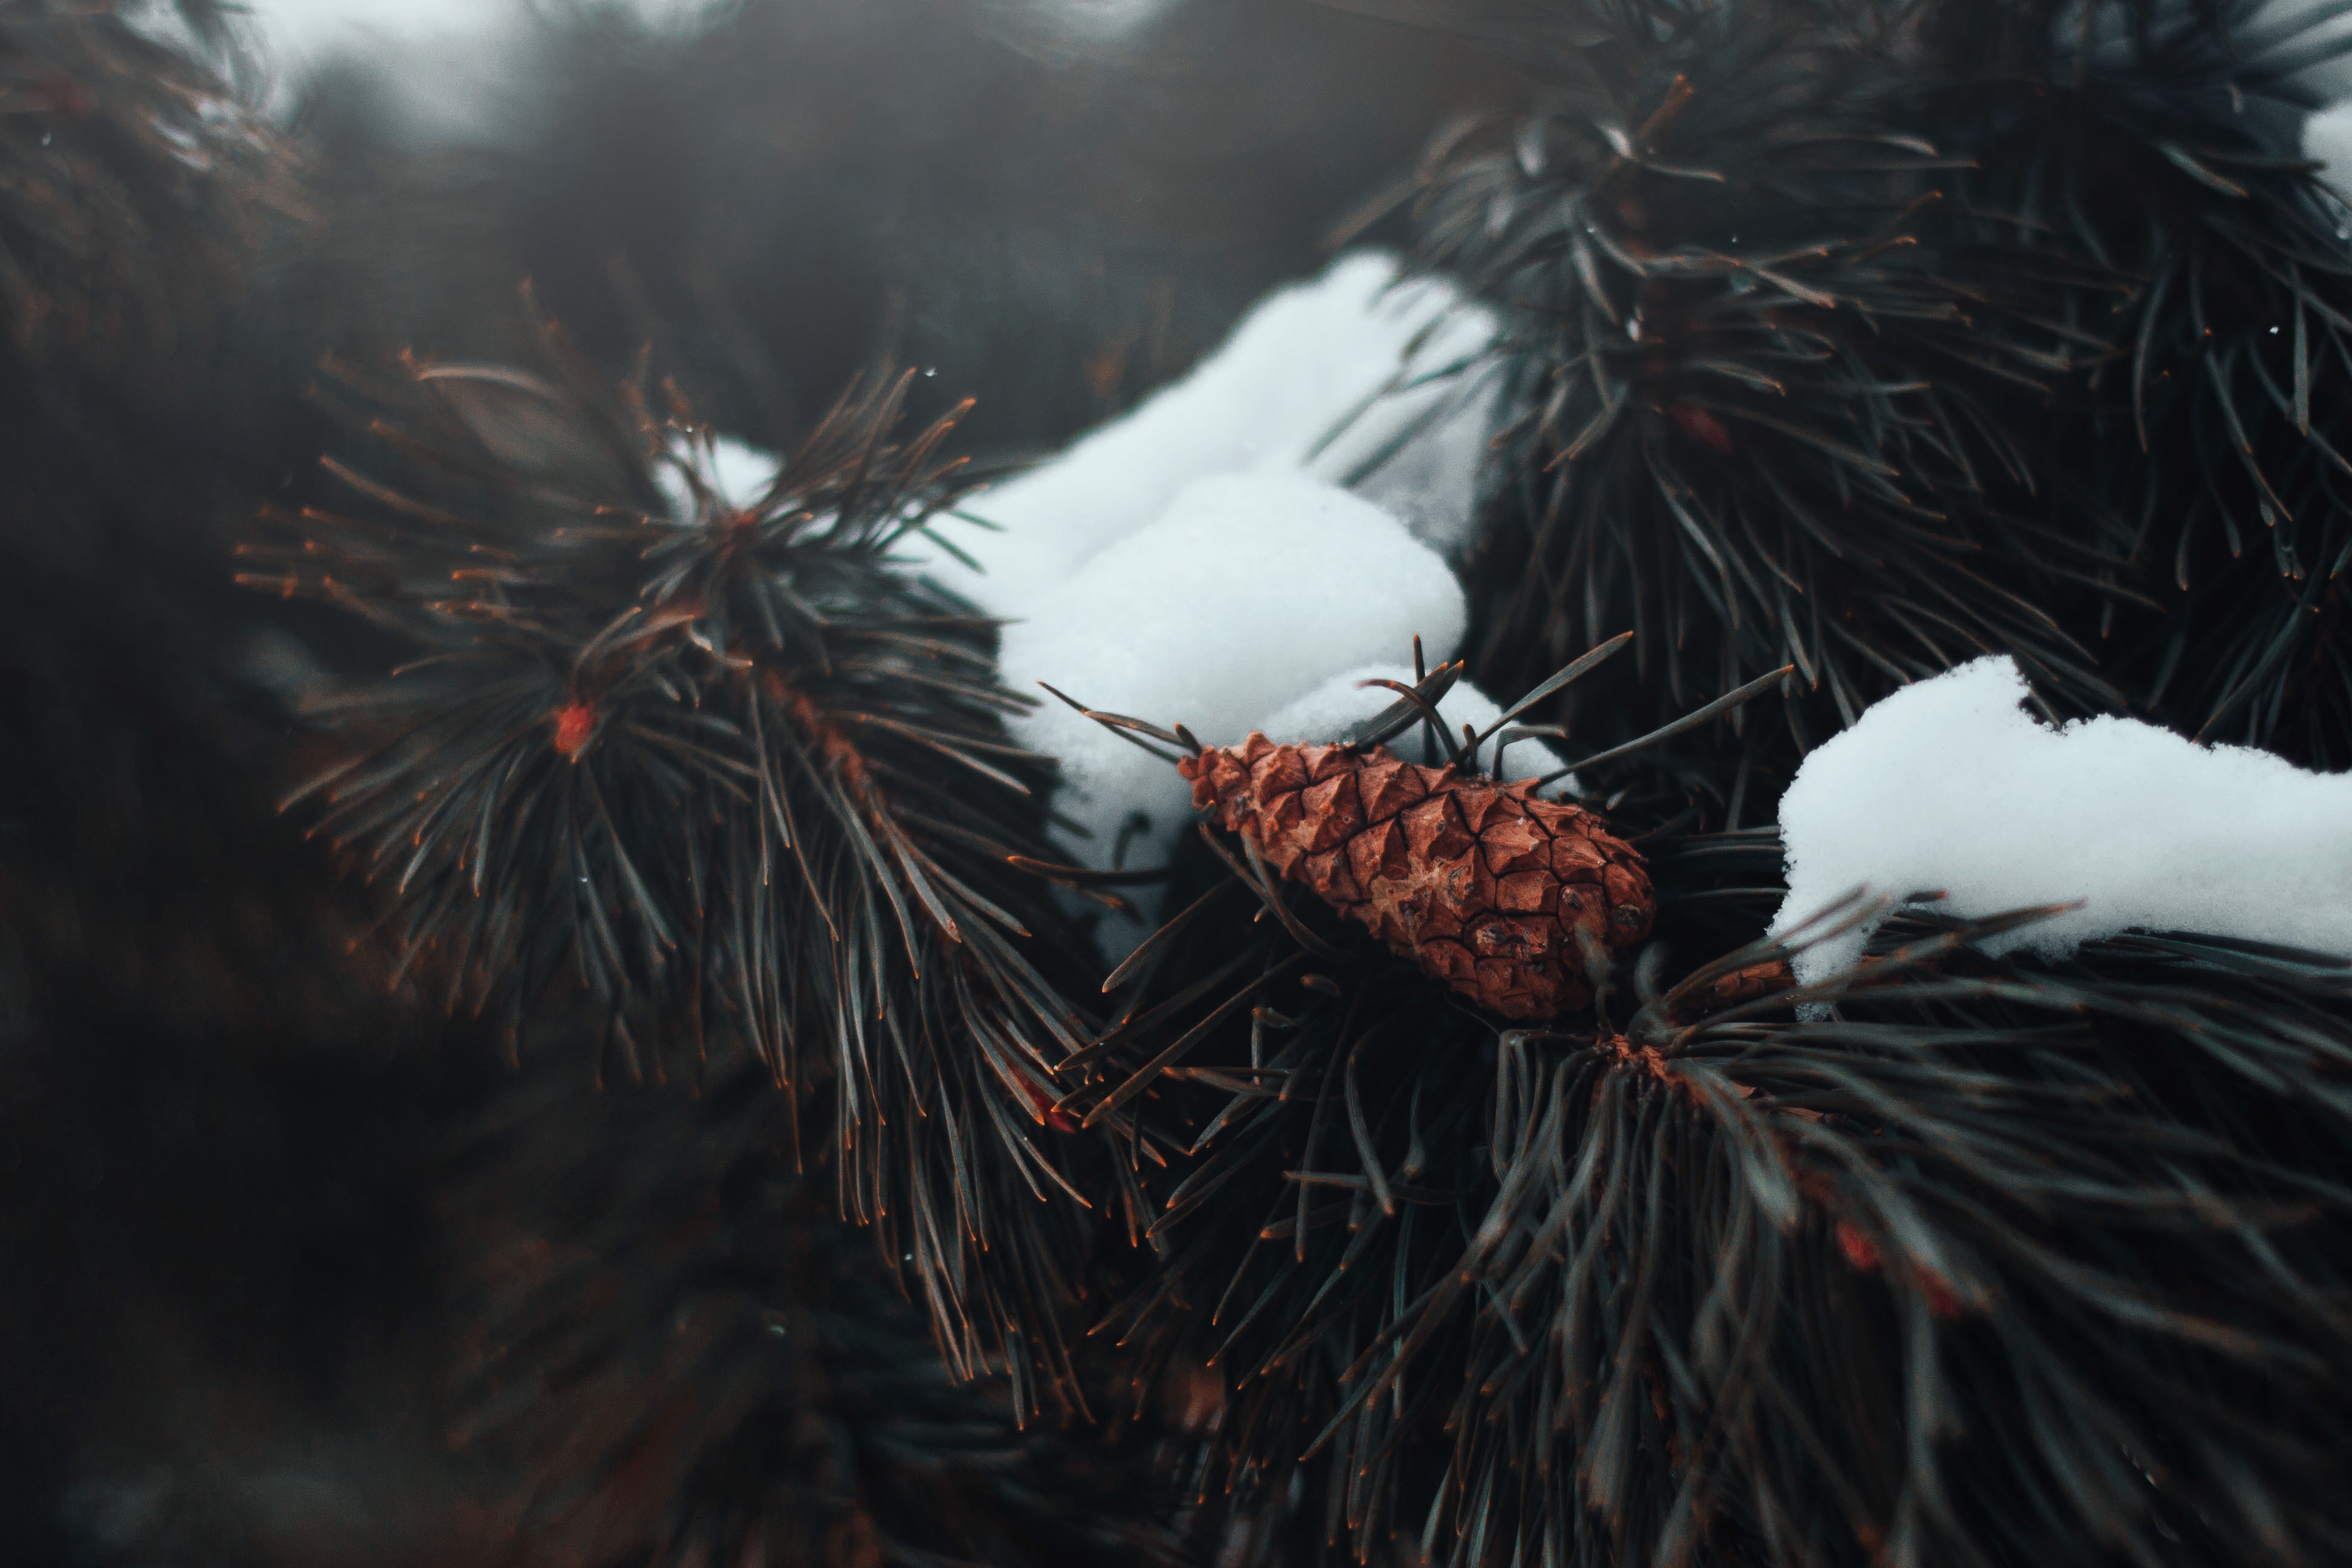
[211,0,1515,454]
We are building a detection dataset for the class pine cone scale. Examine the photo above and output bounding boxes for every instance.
[1179,734,1655,1019]
[1497,869,1551,913]
[1299,774,1361,851]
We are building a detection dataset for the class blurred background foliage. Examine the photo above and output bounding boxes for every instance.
[286,0,1514,451]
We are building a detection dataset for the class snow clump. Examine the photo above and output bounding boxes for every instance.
[906,249,1499,624]
[901,252,1512,950]
[670,255,1518,954]
[2306,98,2352,207]
[1774,656,2352,982]
[999,475,1466,907]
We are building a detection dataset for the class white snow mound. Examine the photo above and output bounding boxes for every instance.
[1002,474,1466,907]
[1774,656,2352,982]
[910,250,1497,622]
[2307,99,2352,206]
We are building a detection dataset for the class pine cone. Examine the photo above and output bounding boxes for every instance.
[1178,735,1654,1019]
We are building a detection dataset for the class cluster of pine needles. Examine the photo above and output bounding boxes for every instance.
[1402,0,2352,800]
[246,313,1125,1415]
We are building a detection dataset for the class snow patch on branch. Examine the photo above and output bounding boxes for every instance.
[644,256,1513,955]
[1001,474,1466,938]
[1775,656,2352,981]
[910,250,1498,624]
[2306,99,2352,207]
[875,252,1514,951]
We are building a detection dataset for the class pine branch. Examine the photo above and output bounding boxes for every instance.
[1410,22,2132,782]
[1088,832,2352,1566]
[1897,0,2352,765]
[249,318,1118,1413]
[441,1044,1199,1568]
[1046,646,2352,1567]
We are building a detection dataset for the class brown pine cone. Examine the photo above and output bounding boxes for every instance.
[1178,734,1655,1020]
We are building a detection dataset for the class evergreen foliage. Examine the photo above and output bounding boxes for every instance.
[1416,19,2123,792]
[1897,0,2352,765]
[1403,0,2352,802]
[248,321,1124,1413]
[442,1045,1198,1568]
[1066,645,2352,1566]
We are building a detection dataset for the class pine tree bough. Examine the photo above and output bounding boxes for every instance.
[249,331,1111,1414]
[1180,736,1653,1018]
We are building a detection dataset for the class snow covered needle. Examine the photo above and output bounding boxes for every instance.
[1178,737,1651,1018]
